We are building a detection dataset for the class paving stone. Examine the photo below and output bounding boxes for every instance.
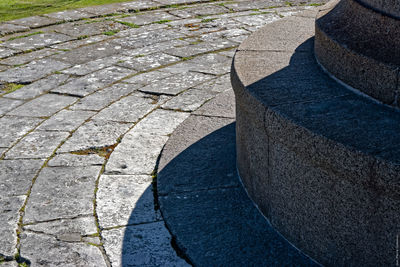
[5,131,69,159]
[37,109,95,131]
[2,33,73,51]
[51,41,124,64]
[47,153,104,167]
[20,232,106,266]
[167,9,195,19]
[97,174,158,228]
[61,55,122,76]
[0,196,25,256]
[131,109,190,136]
[165,39,237,58]
[0,48,60,66]
[233,13,281,27]
[114,23,168,38]
[105,132,168,175]
[224,0,285,11]
[193,88,235,118]
[0,59,71,83]
[199,28,249,42]
[185,4,229,16]
[53,20,127,38]
[162,88,217,111]
[52,66,133,97]
[116,11,177,26]
[117,52,180,71]
[122,39,189,57]
[0,23,30,36]
[119,0,160,10]
[8,94,78,117]
[79,4,125,16]
[50,34,111,50]
[5,74,69,100]
[23,166,101,223]
[58,120,131,152]
[139,72,213,95]
[194,73,232,93]
[154,0,195,4]
[0,261,18,267]
[0,47,19,59]
[102,222,188,267]
[124,70,172,86]
[0,116,43,147]
[0,147,7,155]
[112,28,185,49]
[43,10,93,22]
[0,98,24,115]
[7,16,59,28]
[71,83,141,111]
[0,159,45,197]
[24,216,98,236]
[91,92,158,122]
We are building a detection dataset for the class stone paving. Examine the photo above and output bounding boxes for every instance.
[0,1,324,266]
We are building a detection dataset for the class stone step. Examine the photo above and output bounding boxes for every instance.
[231,3,400,266]
[315,0,400,105]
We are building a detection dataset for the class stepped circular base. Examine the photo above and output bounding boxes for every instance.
[231,4,400,266]
[315,0,400,106]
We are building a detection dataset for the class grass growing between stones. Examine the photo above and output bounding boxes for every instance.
[0,83,24,95]
[0,0,135,22]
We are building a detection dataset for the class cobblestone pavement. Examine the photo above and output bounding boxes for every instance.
[0,1,324,266]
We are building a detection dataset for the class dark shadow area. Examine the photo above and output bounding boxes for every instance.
[120,122,318,266]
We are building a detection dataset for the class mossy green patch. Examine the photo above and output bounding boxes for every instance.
[153,19,171,24]
[117,21,140,28]
[103,29,119,36]
[77,35,89,40]
[201,18,217,23]
[1,83,24,95]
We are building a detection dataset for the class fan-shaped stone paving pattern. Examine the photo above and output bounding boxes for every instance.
[0,0,324,266]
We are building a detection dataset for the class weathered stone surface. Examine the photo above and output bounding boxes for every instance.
[8,94,78,117]
[0,24,29,36]
[71,83,141,111]
[0,159,44,198]
[43,9,93,21]
[194,89,235,118]
[0,261,18,266]
[91,92,158,123]
[2,33,73,51]
[194,73,231,93]
[52,66,133,97]
[116,11,177,26]
[185,4,229,16]
[0,59,71,83]
[0,116,43,147]
[124,70,172,85]
[122,39,188,57]
[61,55,122,76]
[51,41,123,64]
[102,222,188,267]
[106,132,168,175]
[0,47,19,59]
[119,0,160,10]
[50,34,110,50]
[0,196,25,256]
[5,74,69,100]
[37,109,95,132]
[162,88,216,111]
[53,20,127,38]
[24,216,98,236]
[20,232,106,266]
[5,131,69,159]
[8,16,58,28]
[0,48,59,66]
[58,120,131,152]
[139,72,213,95]
[97,175,157,228]
[130,109,190,136]
[23,166,101,223]
[117,52,180,71]
[47,153,104,167]
[79,3,125,16]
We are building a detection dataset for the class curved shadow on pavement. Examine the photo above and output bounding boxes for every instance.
[122,122,317,266]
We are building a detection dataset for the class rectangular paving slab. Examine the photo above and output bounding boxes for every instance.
[0,159,44,197]
[116,52,180,71]
[2,32,74,51]
[0,98,24,115]
[23,166,102,223]
[52,66,133,97]
[5,131,70,159]
[0,116,43,147]
[97,174,158,228]
[0,58,71,83]
[47,153,104,167]
[37,109,95,132]
[0,48,60,66]
[8,94,78,117]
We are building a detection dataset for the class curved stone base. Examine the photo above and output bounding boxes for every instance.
[232,5,400,266]
[315,0,400,106]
